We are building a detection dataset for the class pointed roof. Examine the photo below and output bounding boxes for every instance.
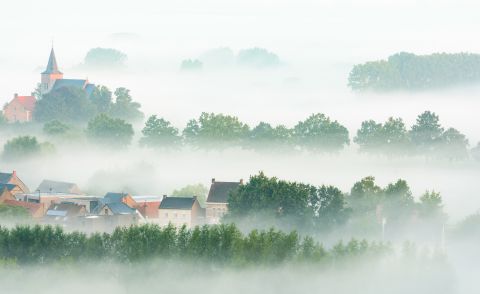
[42,47,62,74]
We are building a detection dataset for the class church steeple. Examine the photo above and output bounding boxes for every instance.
[40,47,64,94]
[42,47,62,74]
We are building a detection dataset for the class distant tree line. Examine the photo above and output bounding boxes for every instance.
[348,52,480,91]
[0,224,390,265]
[225,172,446,236]
[3,110,480,162]
[355,111,470,159]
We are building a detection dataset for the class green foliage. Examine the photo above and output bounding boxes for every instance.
[418,190,445,220]
[246,122,293,151]
[90,85,113,113]
[237,48,281,68]
[227,172,350,231]
[43,120,70,136]
[109,88,144,122]
[172,183,208,207]
[180,59,203,71]
[2,136,54,160]
[355,111,469,159]
[0,112,6,126]
[84,47,127,68]
[0,224,390,265]
[34,86,97,123]
[86,114,134,146]
[348,52,480,91]
[183,112,250,149]
[453,213,480,241]
[293,113,350,152]
[0,205,30,220]
[354,117,410,155]
[140,115,181,148]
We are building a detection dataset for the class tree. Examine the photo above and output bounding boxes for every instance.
[172,184,208,207]
[313,185,351,228]
[2,136,54,160]
[34,86,97,123]
[354,118,410,155]
[183,112,250,149]
[180,59,203,71]
[409,111,444,154]
[237,48,281,68]
[354,120,383,152]
[140,115,181,148]
[418,190,445,220]
[348,52,480,91]
[86,114,134,146]
[382,179,414,224]
[0,112,6,127]
[348,176,383,214]
[227,172,350,231]
[109,88,144,122]
[438,127,469,160]
[90,85,113,113]
[293,113,350,152]
[43,120,70,136]
[246,122,293,151]
[84,47,127,69]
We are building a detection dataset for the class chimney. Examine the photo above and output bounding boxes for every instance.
[240,178,244,185]
[14,93,18,99]
[162,195,167,201]
[211,178,215,184]
[12,170,16,177]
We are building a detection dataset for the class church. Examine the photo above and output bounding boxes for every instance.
[2,48,95,123]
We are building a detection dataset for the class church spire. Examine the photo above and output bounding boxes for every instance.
[42,47,62,74]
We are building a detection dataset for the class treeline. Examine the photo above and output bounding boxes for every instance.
[226,172,446,236]
[0,224,389,265]
[2,110,479,161]
[355,111,470,159]
[348,52,480,91]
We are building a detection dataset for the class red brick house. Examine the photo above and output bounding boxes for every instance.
[0,171,30,194]
[2,94,36,123]
[3,199,45,218]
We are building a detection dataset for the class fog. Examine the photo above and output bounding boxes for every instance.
[2,1,480,293]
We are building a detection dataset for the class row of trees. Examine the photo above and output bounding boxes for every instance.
[142,112,349,151]
[348,52,480,91]
[34,85,144,123]
[226,173,445,235]
[355,111,470,159]
[0,224,389,265]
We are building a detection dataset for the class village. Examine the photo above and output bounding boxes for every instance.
[0,170,241,230]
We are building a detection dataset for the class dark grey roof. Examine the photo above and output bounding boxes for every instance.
[104,192,129,203]
[42,48,62,74]
[105,202,136,215]
[0,172,13,184]
[37,180,79,194]
[51,79,87,91]
[159,197,196,210]
[0,183,16,192]
[206,181,240,203]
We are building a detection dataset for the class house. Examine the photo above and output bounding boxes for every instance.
[132,195,162,220]
[0,184,17,203]
[0,171,30,194]
[205,178,242,224]
[36,179,83,195]
[103,192,137,208]
[2,199,44,218]
[44,202,87,224]
[2,94,36,123]
[94,201,142,227]
[40,47,95,96]
[158,196,204,228]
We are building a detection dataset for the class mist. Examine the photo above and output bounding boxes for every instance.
[2,1,480,294]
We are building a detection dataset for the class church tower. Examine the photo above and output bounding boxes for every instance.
[40,47,63,94]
